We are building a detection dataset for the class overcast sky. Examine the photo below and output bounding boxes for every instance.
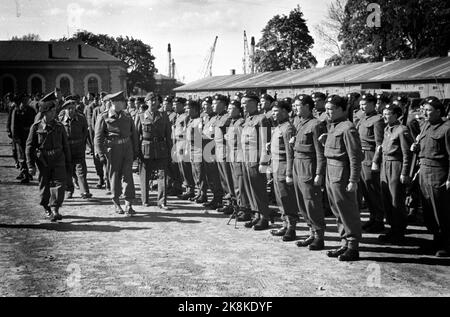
[0,0,334,83]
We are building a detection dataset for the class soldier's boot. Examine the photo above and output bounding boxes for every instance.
[43,206,52,218]
[271,216,288,237]
[309,230,325,251]
[16,172,25,180]
[112,198,124,215]
[125,201,136,216]
[327,240,348,258]
[81,192,93,199]
[253,216,270,231]
[96,179,105,189]
[282,216,297,242]
[338,240,359,261]
[237,209,252,222]
[296,229,315,247]
[245,214,260,228]
[50,207,62,222]
[20,174,30,184]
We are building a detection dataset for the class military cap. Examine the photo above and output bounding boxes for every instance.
[384,103,403,117]
[423,96,444,112]
[104,91,126,102]
[213,94,229,103]
[377,94,391,103]
[64,95,78,102]
[326,95,347,109]
[260,93,275,103]
[186,99,201,111]
[361,93,377,104]
[61,99,76,109]
[312,92,327,100]
[272,99,292,113]
[396,95,409,104]
[38,92,57,112]
[173,97,186,104]
[242,92,260,103]
[347,92,361,100]
[229,99,242,108]
[295,94,314,106]
[203,96,213,104]
[163,96,173,103]
[136,97,145,103]
[128,96,136,102]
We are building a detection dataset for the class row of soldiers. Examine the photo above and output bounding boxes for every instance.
[5,87,450,261]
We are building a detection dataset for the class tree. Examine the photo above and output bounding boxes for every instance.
[56,31,157,94]
[339,0,450,64]
[11,33,41,41]
[254,5,317,72]
[314,0,346,58]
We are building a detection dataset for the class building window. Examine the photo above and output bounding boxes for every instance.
[31,77,43,94]
[87,77,99,94]
[2,76,15,95]
[60,77,71,96]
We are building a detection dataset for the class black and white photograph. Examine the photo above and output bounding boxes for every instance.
[0,0,449,300]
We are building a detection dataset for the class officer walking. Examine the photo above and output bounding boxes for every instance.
[268,99,298,241]
[59,99,91,199]
[26,92,71,222]
[94,91,138,215]
[323,95,363,261]
[413,97,450,257]
[357,94,385,233]
[291,95,327,250]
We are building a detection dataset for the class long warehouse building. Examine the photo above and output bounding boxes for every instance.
[174,56,450,100]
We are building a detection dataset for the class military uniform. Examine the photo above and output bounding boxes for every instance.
[6,101,19,167]
[92,102,110,190]
[186,114,207,201]
[166,108,183,195]
[293,114,327,248]
[324,115,363,254]
[135,110,172,207]
[418,112,450,255]
[357,109,385,229]
[59,105,90,197]
[94,92,138,212]
[26,94,71,221]
[84,100,97,154]
[377,120,413,238]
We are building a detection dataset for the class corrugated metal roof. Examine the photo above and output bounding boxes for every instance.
[0,41,123,62]
[175,57,450,92]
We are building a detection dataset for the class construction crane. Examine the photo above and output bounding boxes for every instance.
[199,36,218,78]
[243,31,250,74]
[15,0,21,17]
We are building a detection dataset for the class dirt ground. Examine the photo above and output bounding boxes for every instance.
[0,113,449,297]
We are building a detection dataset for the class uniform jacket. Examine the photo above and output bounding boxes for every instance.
[224,117,245,163]
[241,112,271,165]
[270,118,295,178]
[10,105,36,141]
[58,111,88,160]
[186,116,204,162]
[213,111,232,161]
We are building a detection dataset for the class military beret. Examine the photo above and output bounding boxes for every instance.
[229,99,242,109]
[347,92,361,100]
[213,94,229,103]
[385,103,403,117]
[242,92,260,103]
[186,99,200,111]
[377,94,391,103]
[295,94,314,106]
[326,95,347,109]
[272,99,292,113]
[104,91,126,102]
[173,97,186,104]
[361,93,377,104]
[260,93,274,103]
[312,92,327,100]
[163,96,173,103]
[136,97,145,103]
[396,96,409,104]
[203,96,213,104]
[423,96,444,112]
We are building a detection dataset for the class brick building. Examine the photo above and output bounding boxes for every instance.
[0,41,128,97]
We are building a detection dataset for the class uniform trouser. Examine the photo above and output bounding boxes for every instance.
[178,160,195,193]
[11,138,18,164]
[293,158,325,232]
[360,150,384,222]
[66,158,90,194]
[326,161,362,249]
[204,161,224,202]
[37,160,66,208]
[272,160,298,219]
[140,159,167,206]
[230,162,251,210]
[242,162,270,218]
[87,127,94,153]
[167,161,183,191]
[217,160,235,198]
[15,138,29,177]
[191,158,208,198]
[419,164,450,247]
[107,142,135,202]
[380,160,407,234]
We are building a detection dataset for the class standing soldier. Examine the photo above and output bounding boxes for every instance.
[413,97,450,257]
[26,92,71,222]
[92,92,110,191]
[126,97,138,122]
[373,104,413,244]
[347,92,361,123]
[357,94,385,233]
[10,94,36,183]
[6,93,19,169]
[376,94,390,115]
[268,99,298,241]
[323,95,363,261]
[241,93,272,230]
[94,91,138,215]
[260,94,276,124]
[83,93,96,155]
[202,96,225,209]
[173,97,196,200]
[312,92,328,123]
[185,100,208,203]
[291,95,327,250]
[136,93,173,210]
[59,99,91,199]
